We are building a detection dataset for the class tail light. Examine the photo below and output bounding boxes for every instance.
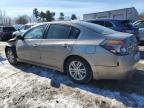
[101,40,129,56]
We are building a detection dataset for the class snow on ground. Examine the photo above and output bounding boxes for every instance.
[0,42,144,108]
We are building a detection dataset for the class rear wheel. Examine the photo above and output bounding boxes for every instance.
[65,57,93,83]
[6,48,18,65]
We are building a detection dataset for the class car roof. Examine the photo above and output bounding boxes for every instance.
[31,21,82,27]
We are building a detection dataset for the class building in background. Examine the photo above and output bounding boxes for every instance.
[83,7,138,22]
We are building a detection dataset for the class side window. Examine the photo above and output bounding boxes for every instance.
[105,21,113,27]
[47,24,71,39]
[69,27,80,39]
[24,25,46,39]
[93,21,105,26]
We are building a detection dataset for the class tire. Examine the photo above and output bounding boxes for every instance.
[6,47,18,65]
[65,57,93,83]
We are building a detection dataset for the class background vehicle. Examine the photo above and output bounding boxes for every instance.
[5,21,140,83]
[0,26,16,41]
[12,23,35,38]
[133,20,144,42]
[87,19,139,41]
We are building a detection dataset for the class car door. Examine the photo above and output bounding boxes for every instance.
[16,24,46,63]
[40,24,80,69]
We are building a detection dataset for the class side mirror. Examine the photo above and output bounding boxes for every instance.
[16,35,24,40]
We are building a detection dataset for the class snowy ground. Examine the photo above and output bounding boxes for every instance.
[0,42,144,108]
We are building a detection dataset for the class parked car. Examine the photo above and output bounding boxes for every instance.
[12,23,35,38]
[87,19,139,41]
[5,21,140,83]
[0,26,16,41]
[133,20,144,42]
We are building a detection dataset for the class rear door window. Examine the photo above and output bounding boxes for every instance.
[69,27,80,39]
[47,24,71,39]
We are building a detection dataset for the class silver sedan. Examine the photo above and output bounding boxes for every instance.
[5,21,140,83]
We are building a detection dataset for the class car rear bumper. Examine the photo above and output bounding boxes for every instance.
[92,52,140,80]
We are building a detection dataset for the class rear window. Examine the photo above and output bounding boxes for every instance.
[78,21,116,35]
[47,24,71,39]
[3,27,16,32]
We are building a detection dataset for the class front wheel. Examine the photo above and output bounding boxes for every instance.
[6,48,18,65]
[65,57,93,83]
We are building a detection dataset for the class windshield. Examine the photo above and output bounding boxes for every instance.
[3,27,16,32]
[77,21,116,35]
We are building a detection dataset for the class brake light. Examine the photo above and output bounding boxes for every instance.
[101,40,128,55]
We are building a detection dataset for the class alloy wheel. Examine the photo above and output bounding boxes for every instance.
[7,49,15,63]
[69,61,87,81]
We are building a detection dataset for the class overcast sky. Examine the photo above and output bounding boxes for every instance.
[0,0,143,18]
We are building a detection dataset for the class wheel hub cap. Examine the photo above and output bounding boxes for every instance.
[69,61,86,81]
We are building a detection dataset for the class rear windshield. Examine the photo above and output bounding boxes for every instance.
[77,21,116,35]
[3,27,16,32]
